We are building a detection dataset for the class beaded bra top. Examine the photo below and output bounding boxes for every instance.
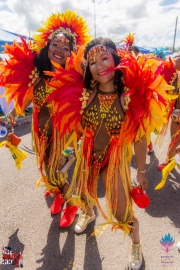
[82,87,124,164]
[33,78,54,141]
[33,79,54,110]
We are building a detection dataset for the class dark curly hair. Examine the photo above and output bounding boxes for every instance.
[34,30,75,78]
[84,37,124,95]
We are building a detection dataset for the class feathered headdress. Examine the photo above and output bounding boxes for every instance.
[33,10,92,52]
[153,47,166,60]
[120,33,135,48]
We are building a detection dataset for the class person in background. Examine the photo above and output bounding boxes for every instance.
[131,46,142,60]
[157,56,180,170]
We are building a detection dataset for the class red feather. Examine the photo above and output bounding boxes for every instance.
[0,37,37,114]
[45,65,86,137]
[114,51,167,144]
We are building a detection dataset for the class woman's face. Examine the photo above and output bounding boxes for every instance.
[88,49,115,85]
[48,37,71,69]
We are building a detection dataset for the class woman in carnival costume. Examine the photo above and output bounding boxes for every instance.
[155,55,180,190]
[146,48,167,154]
[0,10,91,228]
[46,37,172,269]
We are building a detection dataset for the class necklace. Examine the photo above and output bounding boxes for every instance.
[97,86,117,95]
[97,86,117,119]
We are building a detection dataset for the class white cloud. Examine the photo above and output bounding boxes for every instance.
[0,0,179,48]
[0,2,5,8]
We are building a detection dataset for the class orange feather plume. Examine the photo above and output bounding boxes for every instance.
[120,33,135,47]
[0,37,37,115]
[33,10,92,52]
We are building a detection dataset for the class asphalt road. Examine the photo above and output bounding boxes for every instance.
[0,122,180,270]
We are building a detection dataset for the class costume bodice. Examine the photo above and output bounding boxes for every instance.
[33,78,54,139]
[82,87,124,162]
[33,78,54,110]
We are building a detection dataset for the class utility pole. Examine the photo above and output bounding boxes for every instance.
[92,0,96,38]
[172,16,178,53]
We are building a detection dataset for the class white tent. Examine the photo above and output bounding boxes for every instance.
[0,29,33,53]
[0,53,9,60]
[0,29,22,42]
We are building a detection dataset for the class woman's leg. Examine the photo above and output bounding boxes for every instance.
[129,216,140,244]
[100,167,142,269]
[168,121,180,159]
[45,141,71,198]
[44,144,78,227]
[158,120,180,170]
[80,192,94,216]
[74,191,96,233]
[100,168,129,229]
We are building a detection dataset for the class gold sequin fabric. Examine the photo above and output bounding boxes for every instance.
[82,90,123,164]
[33,81,54,111]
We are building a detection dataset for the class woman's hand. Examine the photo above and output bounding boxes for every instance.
[136,172,148,192]
[56,156,68,172]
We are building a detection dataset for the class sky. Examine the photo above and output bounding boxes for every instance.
[0,0,179,48]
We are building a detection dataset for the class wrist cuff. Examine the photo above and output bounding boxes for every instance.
[137,169,146,174]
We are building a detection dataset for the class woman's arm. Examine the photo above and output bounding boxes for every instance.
[0,76,41,123]
[134,136,148,191]
[0,98,32,123]
[120,94,148,191]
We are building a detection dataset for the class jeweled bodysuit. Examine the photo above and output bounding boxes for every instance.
[82,88,124,167]
[70,87,134,229]
[33,79,53,141]
[32,78,63,191]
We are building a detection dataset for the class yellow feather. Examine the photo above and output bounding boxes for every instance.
[155,159,176,190]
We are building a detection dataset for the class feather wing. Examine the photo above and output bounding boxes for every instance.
[0,37,37,115]
[115,51,171,145]
[44,48,88,137]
